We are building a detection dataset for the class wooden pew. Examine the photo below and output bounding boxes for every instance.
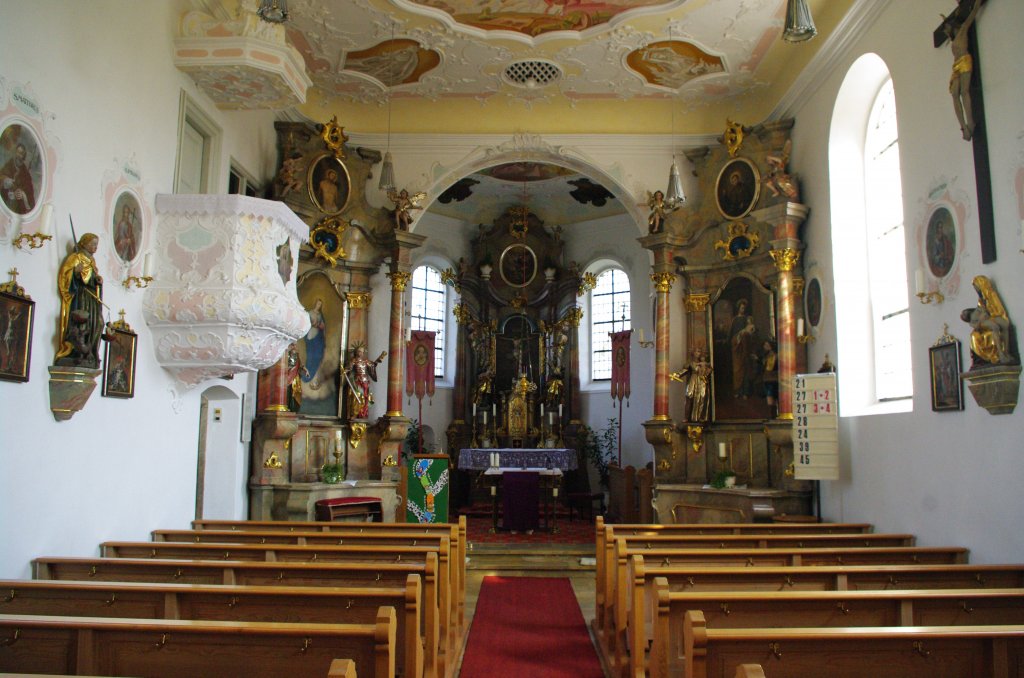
[618,555,1024,677]
[647,581,1024,678]
[683,610,1024,678]
[100,539,454,673]
[152,527,464,647]
[592,517,874,646]
[0,577,424,678]
[0,607,396,678]
[189,518,468,636]
[34,556,442,678]
[329,659,358,678]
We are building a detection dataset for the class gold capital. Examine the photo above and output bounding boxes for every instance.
[453,302,473,325]
[576,272,597,298]
[684,293,710,314]
[346,292,372,309]
[387,271,412,291]
[564,306,584,328]
[769,248,801,272]
[650,272,675,294]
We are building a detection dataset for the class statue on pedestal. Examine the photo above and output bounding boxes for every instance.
[344,344,386,419]
[961,275,1016,367]
[670,347,712,422]
[55,233,110,369]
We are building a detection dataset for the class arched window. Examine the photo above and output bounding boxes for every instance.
[829,55,912,413]
[410,265,446,378]
[590,267,630,380]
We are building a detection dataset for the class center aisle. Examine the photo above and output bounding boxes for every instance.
[458,576,605,678]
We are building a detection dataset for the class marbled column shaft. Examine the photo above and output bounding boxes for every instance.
[256,351,291,413]
[651,273,674,419]
[386,278,406,416]
[777,272,796,417]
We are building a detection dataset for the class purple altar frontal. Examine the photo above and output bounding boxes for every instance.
[458,448,577,471]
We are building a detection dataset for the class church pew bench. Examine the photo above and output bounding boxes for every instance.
[682,610,1024,678]
[601,541,968,668]
[0,577,425,678]
[329,659,358,678]
[99,539,454,670]
[152,527,464,645]
[646,582,1024,678]
[605,556,1024,677]
[188,518,468,634]
[593,518,874,644]
[0,607,396,678]
[34,556,443,678]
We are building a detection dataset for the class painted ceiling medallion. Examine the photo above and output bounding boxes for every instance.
[405,0,674,37]
[626,40,725,90]
[344,39,441,87]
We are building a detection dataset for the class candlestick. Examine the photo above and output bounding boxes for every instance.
[718,442,727,459]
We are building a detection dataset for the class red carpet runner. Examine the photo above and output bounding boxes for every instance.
[459,576,604,678]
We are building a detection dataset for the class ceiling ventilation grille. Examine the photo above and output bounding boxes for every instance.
[503,60,562,88]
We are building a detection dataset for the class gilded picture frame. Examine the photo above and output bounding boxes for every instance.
[929,337,963,412]
[498,243,537,288]
[715,157,760,220]
[102,325,138,398]
[306,154,351,216]
[0,287,35,383]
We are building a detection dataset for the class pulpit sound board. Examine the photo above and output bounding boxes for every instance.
[792,372,839,480]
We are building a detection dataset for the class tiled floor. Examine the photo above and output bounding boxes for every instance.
[455,541,607,677]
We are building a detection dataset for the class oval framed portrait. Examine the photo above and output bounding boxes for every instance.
[0,120,44,216]
[111,189,143,264]
[925,205,957,279]
[306,154,351,215]
[805,277,822,328]
[715,157,760,220]
[499,243,537,288]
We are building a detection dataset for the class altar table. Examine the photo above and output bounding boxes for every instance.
[458,448,577,471]
[483,468,563,533]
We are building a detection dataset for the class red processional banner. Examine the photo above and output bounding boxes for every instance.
[609,329,632,401]
[406,330,436,400]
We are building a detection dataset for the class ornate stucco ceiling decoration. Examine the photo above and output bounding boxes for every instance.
[344,39,441,87]
[626,40,725,90]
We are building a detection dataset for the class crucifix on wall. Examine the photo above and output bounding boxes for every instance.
[934,0,996,263]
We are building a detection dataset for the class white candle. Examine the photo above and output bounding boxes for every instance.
[336,429,343,452]
[492,403,496,418]
[718,442,727,459]
[143,253,154,277]
[38,204,53,236]
[796,318,804,337]
[638,328,645,344]
[472,403,477,417]
[10,213,21,234]
[496,453,501,467]
[558,403,563,418]
[915,269,925,296]
[540,403,545,416]
[490,485,496,496]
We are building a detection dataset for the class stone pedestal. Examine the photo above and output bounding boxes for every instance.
[963,364,1021,414]
[250,412,299,485]
[48,366,101,421]
[249,480,400,522]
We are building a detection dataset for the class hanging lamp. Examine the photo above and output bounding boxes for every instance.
[256,0,288,23]
[664,24,686,209]
[378,23,397,191]
[783,0,818,43]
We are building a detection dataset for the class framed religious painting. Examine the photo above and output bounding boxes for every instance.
[0,120,44,217]
[111,189,143,264]
[499,243,537,288]
[102,323,138,398]
[293,273,346,418]
[929,333,963,412]
[715,157,760,220]
[0,282,35,383]
[805,276,822,328]
[925,205,957,279]
[709,275,775,421]
[306,154,350,216]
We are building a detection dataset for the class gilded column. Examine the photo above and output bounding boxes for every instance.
[769,247,801,419]
[650,272,676,419]
[385,271,411,416]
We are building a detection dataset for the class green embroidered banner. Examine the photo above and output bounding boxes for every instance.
[406,454,449,523]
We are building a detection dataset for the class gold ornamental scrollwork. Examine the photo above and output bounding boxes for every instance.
[657,458,671,472]
[509,293,528,310]
[439,267,461,293]
[714,222,760,261]
[686,425,704,455]
[453,303,473,325]
[684,293,710,314]
[724,119,745,157]
[321,116,349,159]
[349,422,367,448]
[564,306,584,328]
[263,452,283,469]
[577,272,597,298]
[346,292,371,310]
[791,277,805,297]
[650,272,675,294]
[387,271,412,292]
[768,248,801,272]
[309,216,348,266]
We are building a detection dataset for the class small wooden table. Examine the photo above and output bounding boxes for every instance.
[482,468,563,533]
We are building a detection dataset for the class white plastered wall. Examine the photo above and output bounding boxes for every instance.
[789,0,1024,562]
[0,1,278,577]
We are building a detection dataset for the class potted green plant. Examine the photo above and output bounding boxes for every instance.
[579,418,617,489]
[320,461,344,484]
[710,469,737,489]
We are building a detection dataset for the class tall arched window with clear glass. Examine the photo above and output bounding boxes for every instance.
[590,267,631,381]
[410,265,446,378]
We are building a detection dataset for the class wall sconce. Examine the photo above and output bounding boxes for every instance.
[637,327,654,349]
[123,253,154,289]
[13,204,53,250]
[796,318,815,344]
[914,269,944,305]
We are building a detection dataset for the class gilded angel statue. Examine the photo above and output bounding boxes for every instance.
[387,187,426,231]
[764,139,799,201]
[643,189,679,234]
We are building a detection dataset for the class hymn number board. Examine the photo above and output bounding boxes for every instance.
[793,373,839,481]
